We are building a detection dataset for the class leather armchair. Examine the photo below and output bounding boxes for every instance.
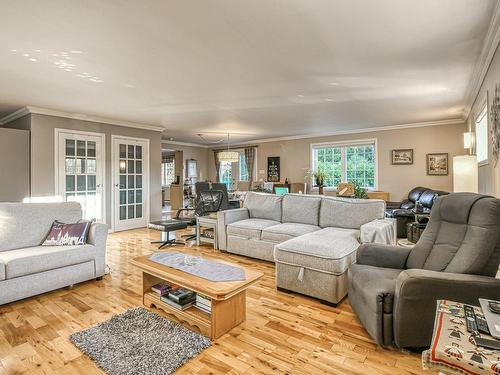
[386,186,448,237]
[348,193,500,348]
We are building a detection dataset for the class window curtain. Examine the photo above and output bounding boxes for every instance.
[214,151,221,182]
[244,147,256,184]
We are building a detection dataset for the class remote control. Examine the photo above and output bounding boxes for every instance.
[475,314,491,335]
[473,336,500,350]
[464,305,479,334]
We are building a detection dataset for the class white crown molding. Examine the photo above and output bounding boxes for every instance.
[228,118,465,146]
[0,106,165,132]
[161,118,464,147]
[463,1,500,120]
[0,107,30,125]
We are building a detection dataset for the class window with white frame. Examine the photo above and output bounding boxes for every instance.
[161,159,175,186]
[475,104,488,165]
[311,140,376,189]
[218,150,254,188]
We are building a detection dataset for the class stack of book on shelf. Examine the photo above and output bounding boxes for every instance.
[160,287,196,311]
[195,294,212,314]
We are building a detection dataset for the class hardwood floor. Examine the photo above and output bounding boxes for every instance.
[0,228,432,375]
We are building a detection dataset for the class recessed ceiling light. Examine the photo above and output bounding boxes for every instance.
[330,82,340,86]
[23,53,29,57]
[325,98,333,102]
[124,83,135,88]
[35,49,41,52]
[11,49,17,52]
[70,50,83,54]
[297,94,304,98]
[28,58,37,62]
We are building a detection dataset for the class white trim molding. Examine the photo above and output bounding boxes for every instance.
[229,118,464,147]
[0,106,165,132]
[463,1,500,119]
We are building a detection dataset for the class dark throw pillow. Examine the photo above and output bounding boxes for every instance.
[42,220,92,246]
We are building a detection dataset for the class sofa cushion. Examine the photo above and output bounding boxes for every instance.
[274,227,360,274]
[282,194,321,226]
[319,197,385,229]
[0,244,97,279]
[261,223,320,243]
[227,219,280,240]
[0,202,82,252]
[244,192,283,222]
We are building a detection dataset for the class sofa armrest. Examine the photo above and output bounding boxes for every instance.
[393,269,500,348]
[360,218,397,245]
[87,222,108,276]
[217,208,249,250]
[356,243,411,269]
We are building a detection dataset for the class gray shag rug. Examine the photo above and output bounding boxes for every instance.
[69,307,211,375]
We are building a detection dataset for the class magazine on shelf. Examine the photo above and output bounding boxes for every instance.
[160,294,195,311]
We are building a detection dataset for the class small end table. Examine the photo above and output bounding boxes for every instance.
[196,216,218,250]
[422,300,500,375]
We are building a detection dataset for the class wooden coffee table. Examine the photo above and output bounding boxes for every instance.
[131,253,263,339]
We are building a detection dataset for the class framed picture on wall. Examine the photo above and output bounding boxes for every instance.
[426,153,448,175]
[267,157,280,182]
[391,149,413,165]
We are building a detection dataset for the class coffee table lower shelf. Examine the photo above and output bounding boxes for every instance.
[143,286,246,340]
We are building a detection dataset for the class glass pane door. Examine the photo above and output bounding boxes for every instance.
[58,132,104,222]
[118,143,143,221]
[113,137,148,231]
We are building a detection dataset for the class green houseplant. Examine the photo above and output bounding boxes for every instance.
[352,180,368,199]
[314,169,327,195]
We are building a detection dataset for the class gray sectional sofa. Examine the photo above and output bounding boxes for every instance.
[218,192,395,304]
[0,202,108,305]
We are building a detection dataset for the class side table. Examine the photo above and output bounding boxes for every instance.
[422,300,500,375]
[196,216,218,250]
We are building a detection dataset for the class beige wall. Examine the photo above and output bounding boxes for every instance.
[29,114,163,224]
[208,123,466,201]
[466,44,500,198]
[161,142,209,182]
[0,128,30,201]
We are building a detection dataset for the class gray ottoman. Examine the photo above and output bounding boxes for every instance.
[274,227,360,305]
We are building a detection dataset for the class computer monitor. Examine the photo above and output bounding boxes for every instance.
[274,187,289,196]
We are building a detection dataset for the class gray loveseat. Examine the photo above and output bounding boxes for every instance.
[348,193,500,348]
[218,192,395,304]
[0,202,108,305]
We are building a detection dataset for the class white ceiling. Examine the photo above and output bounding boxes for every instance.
[0,0,497,144]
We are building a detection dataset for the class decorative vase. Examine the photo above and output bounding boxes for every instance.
[318,185,324,195]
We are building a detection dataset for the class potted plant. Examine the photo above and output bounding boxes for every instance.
[352,180,368,199]
[314,169,327,195]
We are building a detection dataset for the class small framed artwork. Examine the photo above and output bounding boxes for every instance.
[426,153,448,175]
[392,149,413,165]
[267,157,280,182]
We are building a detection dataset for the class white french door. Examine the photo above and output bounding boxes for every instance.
[112,136,149,231]
[56,130,105,222]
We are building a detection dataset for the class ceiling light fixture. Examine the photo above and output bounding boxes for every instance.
[330,82,340,86]
[217,134,239,163]
[28,58,37,62]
